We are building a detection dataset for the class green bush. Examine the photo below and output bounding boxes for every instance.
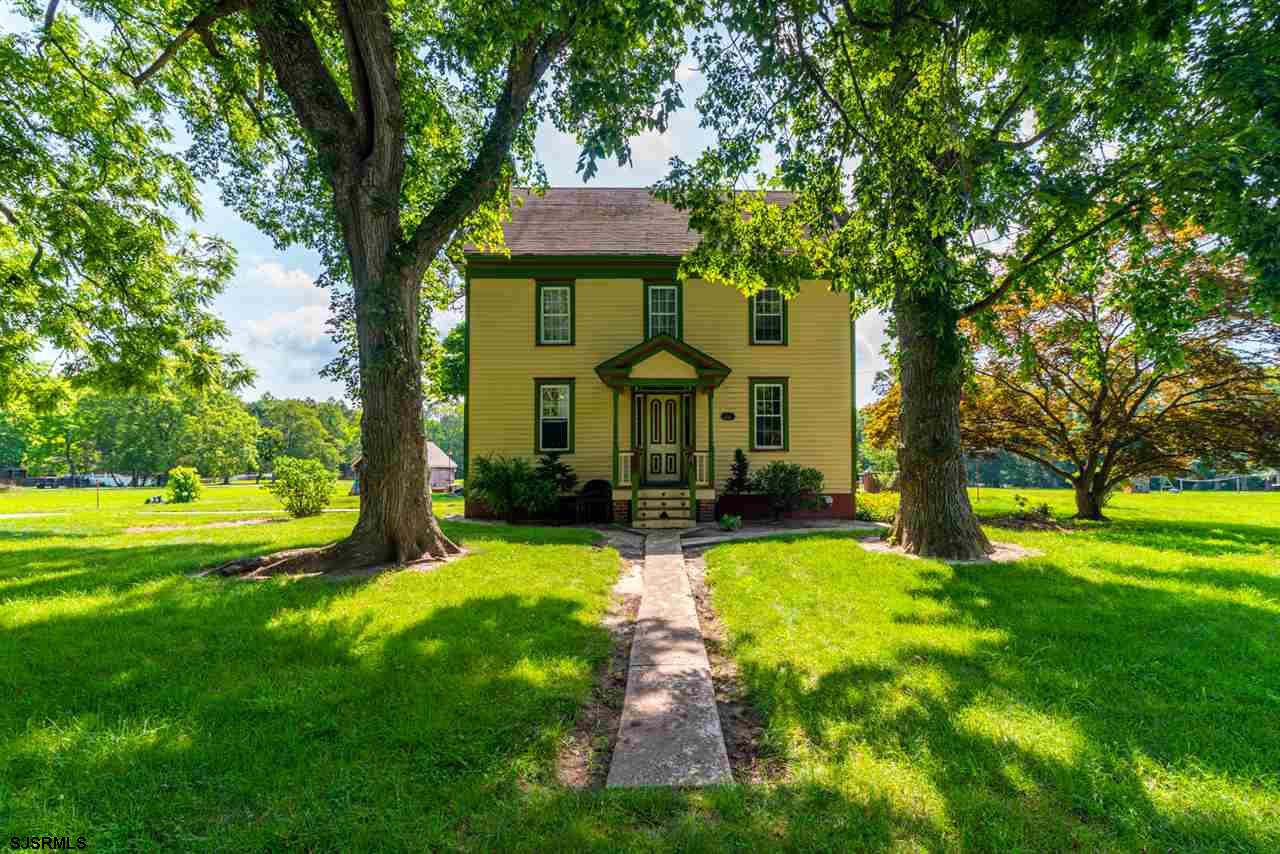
[468,455,560,523]
[718,513,743,532]
[266,456,337,517]
[725,448,751,494]
[748,461,825,519]
[166,466,203,504]
[855,490,898,523]
[535,452,578,493]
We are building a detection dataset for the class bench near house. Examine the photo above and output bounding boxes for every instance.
[463,188,855,529]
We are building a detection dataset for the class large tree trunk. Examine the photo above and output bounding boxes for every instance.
[890,290,993,559]
[1073,480,1108,520]
[323,181,458,568]
[211,196,457,577]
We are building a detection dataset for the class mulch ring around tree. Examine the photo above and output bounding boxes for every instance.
[858,537,1043,564]
[979,512,1078,532]
[683,546,789,784]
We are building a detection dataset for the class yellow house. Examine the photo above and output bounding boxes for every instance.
[465,188,855,528]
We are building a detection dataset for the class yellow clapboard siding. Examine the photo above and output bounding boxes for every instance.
[468,276,852,493]
[684,278,853,493]
[630,349,698,379]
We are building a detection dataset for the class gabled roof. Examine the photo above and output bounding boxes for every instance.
[595,335,731,389]
[426,441,455,469]
[466,187,794,257]
[354,441,455,469]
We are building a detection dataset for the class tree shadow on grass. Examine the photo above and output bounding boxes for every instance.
[787,556,1276,848]
[1077,516,1280,557]
[0,577,615,850]
[0,519,600,602]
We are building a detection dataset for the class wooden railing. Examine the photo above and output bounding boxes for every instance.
[692,451,710,487]
[617,450,634,487]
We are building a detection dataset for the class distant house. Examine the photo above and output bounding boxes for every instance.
[350,441,457,495]
[426,442,458,491]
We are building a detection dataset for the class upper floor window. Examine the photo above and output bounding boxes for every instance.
[537,282,573,345]
[750,288,787,344]
[645,282,681,339]
[536,379,574,452]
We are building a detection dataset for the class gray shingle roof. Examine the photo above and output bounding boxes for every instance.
[467,187,793,257]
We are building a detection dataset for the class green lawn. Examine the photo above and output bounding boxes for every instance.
[1,486,1277,850]
[705,490,1280,850]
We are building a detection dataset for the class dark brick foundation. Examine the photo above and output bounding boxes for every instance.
[715,492,854,521]
[612,499,631,524]
[697,499,715,523]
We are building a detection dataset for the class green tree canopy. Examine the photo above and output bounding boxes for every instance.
[657,0,1280,557]
[0,17,249,402]
[19,0,700,570]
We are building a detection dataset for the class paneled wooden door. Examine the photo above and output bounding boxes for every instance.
[645,394,682,484]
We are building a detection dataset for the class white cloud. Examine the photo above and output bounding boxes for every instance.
[248,261,327,306]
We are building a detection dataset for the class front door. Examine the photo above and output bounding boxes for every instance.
[645,394,682,483]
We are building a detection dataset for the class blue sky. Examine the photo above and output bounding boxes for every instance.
[211,60,889,404]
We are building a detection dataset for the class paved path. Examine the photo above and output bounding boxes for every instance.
[606,531,732,788]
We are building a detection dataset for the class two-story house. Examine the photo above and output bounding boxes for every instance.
[464,188,854,528]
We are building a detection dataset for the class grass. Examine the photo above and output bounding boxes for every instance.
[2,485,1277,850]
[0,487,615,850]
[705,490,1280,850]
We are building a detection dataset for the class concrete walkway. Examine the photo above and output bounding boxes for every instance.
[606,531,732,788]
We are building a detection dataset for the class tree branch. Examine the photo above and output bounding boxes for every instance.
[252,5,360,170]
[960,200,1141,318]
[132,0,253,86]
[403,26,571,279]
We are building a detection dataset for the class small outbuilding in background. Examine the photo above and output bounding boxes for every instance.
[349,442,457,496]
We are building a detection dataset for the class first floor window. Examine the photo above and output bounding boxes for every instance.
[751,380,786,450]
[537,381,572,452]
[752,288,785,343]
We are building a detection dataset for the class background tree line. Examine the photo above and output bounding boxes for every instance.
[0,384,361,484]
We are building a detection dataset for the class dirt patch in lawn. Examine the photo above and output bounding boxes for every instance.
[980,513,1076,532]
[556,557,641,789]
[684,547,789,784]
[858,537,1043,564]
[128,517,288,534]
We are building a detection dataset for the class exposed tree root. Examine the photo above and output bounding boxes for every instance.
[198,515,461,579]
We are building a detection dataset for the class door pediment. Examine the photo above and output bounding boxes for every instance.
[595,334,730,388]
[630,350,698,379]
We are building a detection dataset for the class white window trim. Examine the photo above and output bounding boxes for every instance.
[753,382,785,450]
[539,285,572,344]
[752,288,785,344]
[648,284,679,338]
[538,383,571,452]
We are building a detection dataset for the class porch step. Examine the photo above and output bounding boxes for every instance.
[636,488,688,500]
[635,508,692,521]
[633,518,695,530]
[637,497,688,511]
